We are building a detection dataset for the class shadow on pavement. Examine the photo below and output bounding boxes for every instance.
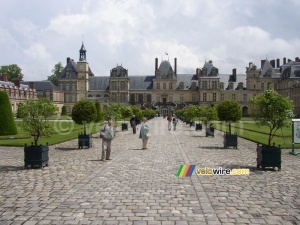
[55,147,80,151]
[0,165,25,171]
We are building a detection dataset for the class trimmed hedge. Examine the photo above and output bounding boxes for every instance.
[0,91,17,135]
[61,105,67,116]
[72,100,96,124]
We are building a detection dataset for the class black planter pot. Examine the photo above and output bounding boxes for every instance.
[78,133,93,149]
[223,133,238,149]
[257,144,281,171]
[24,143,49,168]
[122,123,128,131]
[195,123,202,131]
[190,122,195,127]
[206,127,215,137]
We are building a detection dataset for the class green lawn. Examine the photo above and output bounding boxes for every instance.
[213,121,298,149]
[0,121,103,147]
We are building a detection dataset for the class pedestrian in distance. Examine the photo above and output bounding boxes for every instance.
[99,117,116,161]
[172,116,178,131]
[130,115,137,134]
[167,114,172,131]
[139,117,150,149]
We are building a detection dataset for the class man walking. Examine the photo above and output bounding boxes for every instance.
[100,117,115,161]
[130,115,137,134]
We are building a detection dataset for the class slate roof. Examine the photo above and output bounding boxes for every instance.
[89,77,110,91]
[21,81,60,91]
[260,59,279,78]
[158,60,173,75]
[60,60,78,79]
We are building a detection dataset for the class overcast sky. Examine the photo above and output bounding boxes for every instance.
[1,0,300,81]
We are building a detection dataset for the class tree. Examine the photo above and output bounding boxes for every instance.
[249,89,293,146]
[194,106,204,123]
[95,101,104,122]
[21,98,57,146]
[61,106,67,116]
[0,64,23,81]
[217,100,242,134]
[202,105,218,128]
[120,106,133,122]
[184,105,197,122]
[47,62,64,85]
[103,103,121,121]
[72,100,96,124]
[16,102,27,118]
[0,91,17,135]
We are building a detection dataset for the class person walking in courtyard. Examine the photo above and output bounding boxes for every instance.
[139,117,150,149]
[167,113,172,130]
[99,117,115,161]
[172,116,178,131]
[130,115,137,134]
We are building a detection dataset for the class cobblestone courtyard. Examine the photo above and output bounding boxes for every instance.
[0,117,299,225]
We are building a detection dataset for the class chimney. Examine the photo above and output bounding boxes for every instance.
[155,58,158,72]
[196,68,200,76]
[288,58,292,62]
[283,57,286,64]
[29,82,35,90]
[67,57,70,64]
[296,57,299,62]
[233,68,237,82]
[261,60,266,68]
[276,58,280,68]
[270,59,275,68]
[174,58,177,75]
[12,78,20,87]
[1,73,7,81]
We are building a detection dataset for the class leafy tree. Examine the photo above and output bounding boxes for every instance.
[16,102,28,118]
[194,106,204,123]
[217,100,242,134]
[95,101,103,122]
[0,64,23,81]
[47,62,64,85]
[21,98,57,146]
[0,91,17,135]
[61,106,67,116]
[72,100,96,124]
[184,105,197,122]
[120,106,133,122]
[103,103,121,121]
[202,106,218,128]
[249,89,293,146]
[142,109,155,119]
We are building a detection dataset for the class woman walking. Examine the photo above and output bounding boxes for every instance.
[139,117,150,149]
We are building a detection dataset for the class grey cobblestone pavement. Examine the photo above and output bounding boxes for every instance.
[0,117,299,225]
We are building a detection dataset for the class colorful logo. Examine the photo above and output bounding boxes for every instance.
[176,164,196,177]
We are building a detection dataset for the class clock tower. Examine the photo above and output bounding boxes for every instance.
[77,42,90,101]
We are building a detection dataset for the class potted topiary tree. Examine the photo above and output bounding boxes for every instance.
[202,106,218,137]
[21,98,57,168]
[249,89,293,171]
[72,100,96,149]
[61,105,67,116]
[217,100,241,148]
[120,106,132,131]
[194,106,203,131]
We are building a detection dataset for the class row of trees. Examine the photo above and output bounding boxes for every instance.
[0,62,63,85]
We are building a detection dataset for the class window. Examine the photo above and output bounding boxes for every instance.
[243,94,247,103]
[138,94,143,103]
[146,94,151,102]
[261,83,264,90]
[213,93,217,102]
[66,84,70,91]
[203,93,207,102]
[192,94,196,102]
[254,85,256,89]
[232,94,236,100]
[169,95,173,102]
[111,93,117,102]
[169,83,173,90]
[72,94,76,102]
[60,84,63,90]
[156,83,160,89]
[202,81,207,89]
[120,93,126,102]
[267,82,271,89]
[180,94,184,102]
[111,81,117,90]
[221,94,224,101]
[163,83,166,89]
[120,81,126,90]
[212,81,217,89]
[156,95,160,102]
[72,83,76,91]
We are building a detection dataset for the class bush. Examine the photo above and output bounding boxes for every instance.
[95,101,104,122]
[217,100,242,134]
[61,106,67,116]
[0,91,17,135]
[72,100,97,124]
[16,102,27,118]
[120,106,133,122]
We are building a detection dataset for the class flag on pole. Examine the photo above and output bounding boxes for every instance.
[165,52,168,55]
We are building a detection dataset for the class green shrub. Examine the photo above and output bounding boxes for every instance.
[16,102,27,118]
[95,101,103,122]
[0,91,17,135]
[61,106,67,116]
[72,100,96,124]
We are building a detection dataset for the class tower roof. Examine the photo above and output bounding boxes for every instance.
[158,60,173,75]
[80,42,86,51]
